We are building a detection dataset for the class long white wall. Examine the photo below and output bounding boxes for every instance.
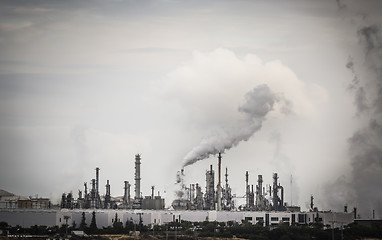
[0,209,354,229]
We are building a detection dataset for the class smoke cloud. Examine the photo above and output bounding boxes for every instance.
[346,57,369,115]
[348,24,382,218]
[182,84,291,167]
[336,1,382,218]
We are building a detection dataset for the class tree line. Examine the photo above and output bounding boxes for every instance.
[0,212,381,239]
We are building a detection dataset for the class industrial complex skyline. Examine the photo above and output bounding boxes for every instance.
[0,0,381,219]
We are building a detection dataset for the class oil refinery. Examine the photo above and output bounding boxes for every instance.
[0,152,362,230]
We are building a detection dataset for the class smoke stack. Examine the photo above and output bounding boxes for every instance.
[354,207,357,219]
[344,205,348,213]
[272,173,278,210]
[245,171,249,208]
[106,180,110,196]
[123,181,128,206]
[310,195,314,211]
[96,167,100,195]
[217,153,222,211]
[258,175,263,196]
[84,182,88,196]
[151,186,154,199]
[127,181,131,204]
[280,185,284,208]
[135,154,141,199]
[225,167,229,188]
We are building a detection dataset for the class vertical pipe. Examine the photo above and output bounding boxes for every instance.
[258,175,263,196]
[84,182,88,196]
[311,195,314,211]
[217,153,222,211]
[151,186,154,199]
[124,181,128,206]
[127,181,131,205]
[280,186,284,208]
[135,154,141,199]
[225,168,229,188]
[96,167,100,195]
[272,173,278,210]
[245,171,249,209]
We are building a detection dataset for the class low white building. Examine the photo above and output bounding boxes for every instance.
[0,209,354,229]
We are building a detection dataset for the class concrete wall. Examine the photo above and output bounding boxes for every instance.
[0,209,354,229]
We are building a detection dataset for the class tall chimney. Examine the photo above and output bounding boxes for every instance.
[135,154,141,199]
[127,181,131,204]
[106,180,110,196]
[272,173,278,210]
[246,171,249,209]
[310,195,314,211]
[84,182,88,197]
[225,167,229,189]
[151,186,154,199]
[123,181,128,206]
[257,175,263,196]
[95,167,100,195]
[217,153,222,211]
[280,185,284,208]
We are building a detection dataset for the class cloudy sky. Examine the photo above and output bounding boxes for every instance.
[1,0,381,217]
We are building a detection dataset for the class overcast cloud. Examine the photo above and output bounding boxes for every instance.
[0,0,381,218]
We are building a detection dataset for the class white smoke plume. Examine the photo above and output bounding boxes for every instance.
[182,84,291,167]
[330,0,382,218]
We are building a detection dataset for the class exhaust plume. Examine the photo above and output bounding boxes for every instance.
[182,84,291,167]
[337,1,382,218]
[348,24,382,218]
[346,57,369,115]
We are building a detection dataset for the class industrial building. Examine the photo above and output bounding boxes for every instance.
[171,153,287,212]
[60,154,164,211]
[0,152,361,230]
[0,208,355,229]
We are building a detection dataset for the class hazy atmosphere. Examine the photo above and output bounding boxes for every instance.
[0,0,381,218]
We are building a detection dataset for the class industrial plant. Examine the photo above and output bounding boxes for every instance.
[0,152,366,231]
[60,154,165,211]
[172,153,289,212]
[56,152,290,213]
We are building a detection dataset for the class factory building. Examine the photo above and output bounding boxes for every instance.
[0,189,52,210]
[60,154,164,211]
[0,151,364,232]
[0,208,355,229]
[171,153,286,212]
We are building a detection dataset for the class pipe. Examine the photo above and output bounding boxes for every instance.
[217,153,222,211]
[135,154,141,199]
[127,181,131,204]
[96,167,100,195]
[246,171,249,208]
[124,181,128,206]
[258,175,263,196]
[280,185,284,208]
[272,173,278,210]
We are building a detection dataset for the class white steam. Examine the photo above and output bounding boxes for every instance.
[182,84,291,167]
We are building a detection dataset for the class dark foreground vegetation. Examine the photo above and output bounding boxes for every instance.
[0,212,381,240]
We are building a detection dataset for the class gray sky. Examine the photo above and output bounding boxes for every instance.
[0,0,381,217]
